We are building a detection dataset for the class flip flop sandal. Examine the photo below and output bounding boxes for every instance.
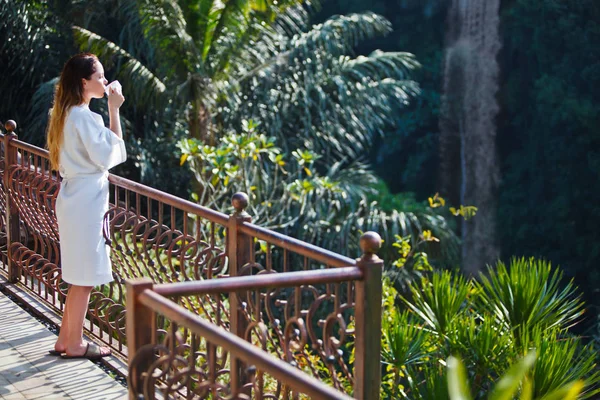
[48,349,64,356]
[60,343,111,360]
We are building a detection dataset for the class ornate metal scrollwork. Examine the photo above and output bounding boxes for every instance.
[234,258,357,394]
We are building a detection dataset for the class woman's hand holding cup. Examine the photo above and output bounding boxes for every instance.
[106,80,125,110]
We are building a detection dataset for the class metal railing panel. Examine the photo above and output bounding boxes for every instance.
[0,121,384,399]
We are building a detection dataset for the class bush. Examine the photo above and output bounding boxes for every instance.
[381,258,600,399]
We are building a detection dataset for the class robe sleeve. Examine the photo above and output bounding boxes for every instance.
[75,109,127,170]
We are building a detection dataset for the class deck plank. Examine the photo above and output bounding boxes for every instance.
[0,292,128,400]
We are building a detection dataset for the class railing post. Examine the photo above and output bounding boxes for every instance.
[353,232,383,400]
[126,278,155,400]
[3,120,20,283]
[227,192,252,393]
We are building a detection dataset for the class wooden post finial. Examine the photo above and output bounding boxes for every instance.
[231,192,249,217]
[5,120,17,133]
[359,231,382,262]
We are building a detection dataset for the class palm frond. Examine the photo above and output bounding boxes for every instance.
[528,329,600,399]
[213,18,271,79]
[212,2,312,76]
[202,0,251,64]
[382,310,432,368]
[112,0,157,65]
[403,270,470,336]
[137,0,201,77]
[237,12,393,83]
[0,0,66,142]
[339,51,421,83]
[73,26,167,109]
[213,0,252,46]
[271,3,310,36]
[179,0,214,46]
[26,78,58,144]
[477,258,585,345]
[326,159,377,200]
[287,12,392,59]
[226,13,419,163]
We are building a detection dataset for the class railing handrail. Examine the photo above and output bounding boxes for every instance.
[2,129,356,267]
[2,133,231,226]
[239,221,357,268]
[107,174,230,226]
[12,138,50,158]
[153,266,363,297]
[138,288,354,400]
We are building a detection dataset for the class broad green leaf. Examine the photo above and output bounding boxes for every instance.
[489,351,536,400]
[521,376,533,400]
[447,356,473,400]
[538,380,584,400]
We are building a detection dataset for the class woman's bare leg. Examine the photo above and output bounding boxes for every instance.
[54,292,71,352]
[61,285,110,356]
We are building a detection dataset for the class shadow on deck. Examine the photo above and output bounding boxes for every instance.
[0,288,127,399]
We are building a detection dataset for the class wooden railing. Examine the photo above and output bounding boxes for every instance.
[0,120,384,399]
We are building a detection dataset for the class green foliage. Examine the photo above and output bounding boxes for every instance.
[226,12,421,163]
[380,258,600,399]
[382,309,431,369]
[0,0,70,144]
[2,0,454,266]
[526,329,599,399]
[178,120,457,262]
[23,0,460,266]
[446,315,512,382]
[386,232,434,294]
[313,0,447,198]
[447,352,587,400]
[477,258,585,348]
[447,355,474,400]
[403,270,469,336]
[1,0,461,269]
[69,0,315,128]
[487,351,536,400]
[369,187,460,267]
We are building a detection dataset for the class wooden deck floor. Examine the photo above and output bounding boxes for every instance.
[0,291,128,400]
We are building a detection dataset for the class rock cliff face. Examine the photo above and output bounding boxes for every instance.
[439,0,501,274]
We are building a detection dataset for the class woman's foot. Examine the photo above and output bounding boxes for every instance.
[50,340,67,355]
[62,342,111,359]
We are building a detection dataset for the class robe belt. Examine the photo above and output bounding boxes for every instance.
[60,170,109,181]
[59,170,113,246]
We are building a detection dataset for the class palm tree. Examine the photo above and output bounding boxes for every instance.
[72,1,420,156]
[72,0,317,143]
[225,12,420,161]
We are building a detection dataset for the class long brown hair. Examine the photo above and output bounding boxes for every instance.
[47,53,98,170]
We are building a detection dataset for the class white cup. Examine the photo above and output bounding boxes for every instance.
[105,80,122,96]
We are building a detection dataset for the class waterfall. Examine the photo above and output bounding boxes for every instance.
[439,0,501,274]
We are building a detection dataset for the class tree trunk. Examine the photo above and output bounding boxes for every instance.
[189,101,211,143]
[439,0,501,274]
[188,101,212,202]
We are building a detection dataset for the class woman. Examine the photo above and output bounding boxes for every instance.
[47,53,126,360]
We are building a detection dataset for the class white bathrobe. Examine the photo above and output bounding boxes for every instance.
[56,104,126,286]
